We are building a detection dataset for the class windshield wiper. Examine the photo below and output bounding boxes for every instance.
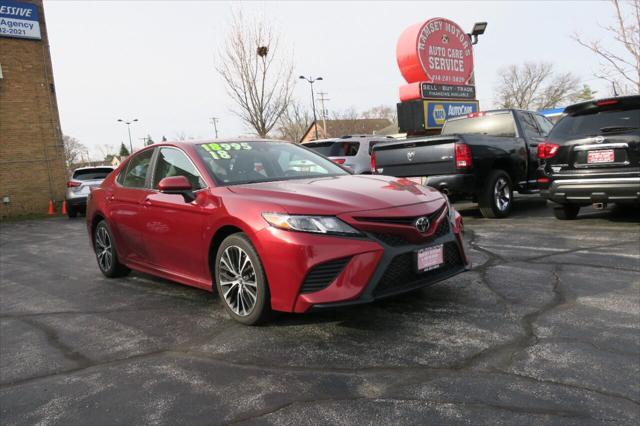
[600,126,638,133]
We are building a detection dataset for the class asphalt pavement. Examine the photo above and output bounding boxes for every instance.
[1,197,639,425]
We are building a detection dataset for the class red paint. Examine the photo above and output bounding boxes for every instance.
[398,82,423,102]
[87,141,468,314]
[397,18,474,86]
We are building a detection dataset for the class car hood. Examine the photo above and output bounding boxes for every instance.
[226,175,444,215]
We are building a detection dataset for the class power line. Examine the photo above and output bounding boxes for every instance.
[209,117,220,139]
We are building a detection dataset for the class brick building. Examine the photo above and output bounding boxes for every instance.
[0,0,67,218]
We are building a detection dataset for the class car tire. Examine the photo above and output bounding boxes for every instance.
[553,204,580,220]
[94,220,130,277]
[67,204,77,218]
[478,170,513,219]
[215,233,271,325]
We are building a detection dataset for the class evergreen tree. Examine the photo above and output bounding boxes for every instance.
[146,134,155,146]
[162,136,167,142]
[119,142,130,157]
[572,84,598,102]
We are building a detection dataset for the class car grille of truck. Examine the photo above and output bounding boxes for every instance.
[371,219,450,247]
[300,257,351,294]
[373,242,462,297]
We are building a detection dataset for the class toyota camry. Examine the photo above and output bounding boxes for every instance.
[87,140,469,324]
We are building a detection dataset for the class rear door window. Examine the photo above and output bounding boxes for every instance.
[304,141,360,156]
[534,114,554,136]
[72,168,113,180]
[121,149,154,188]
[517,112,543,139]
[549,109,640,142]
[303,142,334,156]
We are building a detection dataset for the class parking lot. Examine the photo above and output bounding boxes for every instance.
[1,197,638,425]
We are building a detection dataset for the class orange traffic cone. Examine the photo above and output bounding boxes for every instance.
[47,200,55,215]
[61,201,68,215]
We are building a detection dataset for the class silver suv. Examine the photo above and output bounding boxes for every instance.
[66,166,114,217]
[303,135,395,174]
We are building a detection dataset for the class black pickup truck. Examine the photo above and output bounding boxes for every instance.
[371,109,555,218]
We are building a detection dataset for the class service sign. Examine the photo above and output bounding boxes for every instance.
[0,0,41,40]
[397,17,474,86]
[424,100,479,129]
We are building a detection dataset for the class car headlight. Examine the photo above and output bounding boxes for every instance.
[262,213,362,236]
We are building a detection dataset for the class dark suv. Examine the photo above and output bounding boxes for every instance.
[538,95,639,219]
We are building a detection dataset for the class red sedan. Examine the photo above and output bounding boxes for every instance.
[87,140,469,324]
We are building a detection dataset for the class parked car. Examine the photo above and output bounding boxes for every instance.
[87,140,468,325]
[371,109,555,218]
[303,135,395,174]
[66,166,114,218]
[538,95,639,219]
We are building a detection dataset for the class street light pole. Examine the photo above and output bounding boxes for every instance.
[299,76,323,140]
[117,118,138,154]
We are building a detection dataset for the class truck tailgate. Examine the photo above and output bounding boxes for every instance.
[373,137,459,177]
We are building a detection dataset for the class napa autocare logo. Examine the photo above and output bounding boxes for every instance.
[424,100,479,129]
[432,104,447,125]
[0,0,41,40]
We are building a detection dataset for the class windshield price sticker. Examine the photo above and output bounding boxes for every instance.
[202,142,251,160]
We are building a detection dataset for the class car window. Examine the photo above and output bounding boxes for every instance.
[153,148,205,190]
[72,168,113,181]
[549,108,640,142]
[517,112,542,138]
[534,114,555,136]
[121,149,154,188]
[304,141,359,156]
[303,142,334,156]
[196,141,347,186]
[441,113,517,137]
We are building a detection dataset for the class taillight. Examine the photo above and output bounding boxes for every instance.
[370,151,377,173]
[537,177,550,184]
[537,142,560,159]
[596,99,618,107]
[332,158,346,165]
[466,112,485,118]
[66,181,81,188]
[454,143,472,169]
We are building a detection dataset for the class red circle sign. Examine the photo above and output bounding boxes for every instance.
[397,18,474,85]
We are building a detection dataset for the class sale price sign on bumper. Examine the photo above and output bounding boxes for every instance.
[0,0,41,40]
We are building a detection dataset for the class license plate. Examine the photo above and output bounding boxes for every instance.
[416,244,444,272]
[587,149,614,164]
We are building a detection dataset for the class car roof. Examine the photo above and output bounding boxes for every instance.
[73,166,115,172]
[564,95,640,116]
[168,138,289,146]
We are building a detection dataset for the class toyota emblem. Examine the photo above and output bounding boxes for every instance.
[415,216,430,233]
[407,151,416,162]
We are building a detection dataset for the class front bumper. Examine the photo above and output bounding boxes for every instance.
[255,212,469,314]
[541,177,640,204]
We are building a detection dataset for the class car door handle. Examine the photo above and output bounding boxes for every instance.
[143,199,153,207]
[107,195,115,201]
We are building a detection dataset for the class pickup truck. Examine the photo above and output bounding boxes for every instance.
[371,109,555,218]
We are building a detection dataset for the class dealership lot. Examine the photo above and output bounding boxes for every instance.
[1,197,638,425]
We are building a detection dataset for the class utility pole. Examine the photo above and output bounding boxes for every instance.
[209,117,220,139]
[317,92,330,137]
[139,136,150,146]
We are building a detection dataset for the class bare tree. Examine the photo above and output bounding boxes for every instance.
[216,12,294,137]
[96,144,117,161]
[573,0,640,94]
[495,62,580,110]
[362,105,397,123]
[276,101,312,142]
[62,135,88,168]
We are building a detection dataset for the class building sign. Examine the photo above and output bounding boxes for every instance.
[421,83,476,100]
[424,100,479,129]
[397,17,474,86]
[0,0,41,40]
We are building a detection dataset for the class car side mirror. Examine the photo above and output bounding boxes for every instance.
[158,176,195,202]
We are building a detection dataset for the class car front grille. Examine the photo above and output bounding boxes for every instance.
[300,257,351,294]
[354,204,446,226]
[371,218,451,247]
[373,242,463,297]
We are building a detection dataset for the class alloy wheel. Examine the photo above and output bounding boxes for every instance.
[218,246,258,316]
[95,226,113,272]
[494,177,511,211]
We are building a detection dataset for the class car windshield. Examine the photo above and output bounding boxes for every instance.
[441,113,517,137]
[72,168,113,180]
[304,141,360,156]
[549,109,640,142]
[196,141,348,186]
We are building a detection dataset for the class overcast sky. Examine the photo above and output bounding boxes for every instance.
[44,0,620,158]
